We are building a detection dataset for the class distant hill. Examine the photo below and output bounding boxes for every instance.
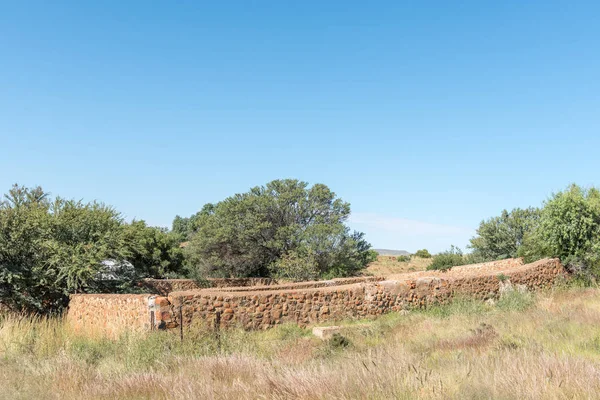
[373,249,410,256]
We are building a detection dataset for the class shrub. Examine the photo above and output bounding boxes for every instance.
[561,255,600,286]
[122,221,185,279]
[427,246,465,271]
[397,255,410,263]
[328,333,350,349]
[365,249,379,264]
[519,184,600,283]
[0,185,127,312]
[469,207,540,261]
[0,185,186,313]
[414,249,432,258]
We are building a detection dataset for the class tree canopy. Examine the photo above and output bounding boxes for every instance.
[518,185,600,282]
[0,185,185,312]
[122,220,185,279]
[13,179,600,312]
[0,180,376,311]
[466,184,600,283]
[183,179,375,280]
[469,207,541,261]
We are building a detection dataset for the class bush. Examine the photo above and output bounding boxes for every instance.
[397,255,410,263]
[427,246,465,271]
[561,255,600,286]
[519,184,600,283]
[122,221,185,279]
[328,333,350,349]
[414,249,432,258]
[0,185,186,313]
[469,207,540,261]
[0,185,127,312]
[365,249,379,264]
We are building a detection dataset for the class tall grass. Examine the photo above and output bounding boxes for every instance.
[2,287,600,399]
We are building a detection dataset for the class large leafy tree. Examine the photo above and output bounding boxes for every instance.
[535,185,600,261]
[172,215,193,240]
[122,220,185,278]
[184,179,375,280]
[172,204,215,241]
[0,185,185,312]
[519,185,600,281]
[0,185,127,312]
[469,207,540,261]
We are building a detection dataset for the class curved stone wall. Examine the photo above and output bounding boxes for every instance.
[68,258,567,336]
[139,277,278,296]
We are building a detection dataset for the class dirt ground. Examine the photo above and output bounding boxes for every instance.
[366,255,431,277]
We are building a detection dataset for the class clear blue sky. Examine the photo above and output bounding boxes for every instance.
[2,1,599,253]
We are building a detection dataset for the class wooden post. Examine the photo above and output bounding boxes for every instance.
[215,311,222,351]
[179,304,184,342]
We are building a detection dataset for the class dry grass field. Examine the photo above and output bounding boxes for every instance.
[2,284,600,399]
[366,255,431,276]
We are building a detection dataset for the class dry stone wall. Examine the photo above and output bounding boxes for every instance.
[367,258,564,311]
[194,276,384,293]
[140,276,384,296]
[154,258,566,330]
[68,258,567,336]
[140,277,277,296]
[67,294,151,338]
[160,283,370,330]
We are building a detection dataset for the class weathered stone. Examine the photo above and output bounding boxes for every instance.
[68,258,566,336]
[312,326,342,340]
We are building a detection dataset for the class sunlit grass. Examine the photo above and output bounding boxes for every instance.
[2,285,600,399]
[366,255,430,277]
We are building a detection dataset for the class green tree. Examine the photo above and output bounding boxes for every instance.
[414,249,432,258]
[0,185,127,312]
[0,185,187,312]
[520,184,600,281]
[184,179,374,279]
[122,221,185,279]
[172,215,193,240]
[269,250,319,281]
[172,204,216,240]
[469,207,540,261]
